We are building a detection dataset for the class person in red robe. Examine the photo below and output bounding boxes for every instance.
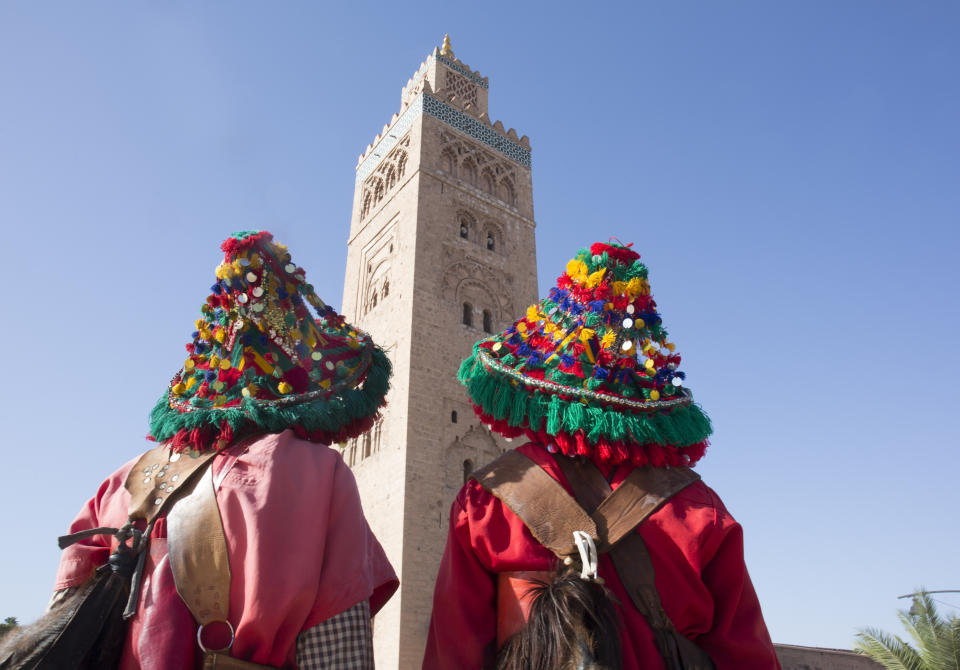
[423,241,780,670]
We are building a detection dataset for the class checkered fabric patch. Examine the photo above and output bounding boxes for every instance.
[296,599,373,670]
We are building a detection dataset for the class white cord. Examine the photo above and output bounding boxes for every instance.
[572,530,599,582]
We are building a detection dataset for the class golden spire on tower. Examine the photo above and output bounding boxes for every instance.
[440,34,454,57]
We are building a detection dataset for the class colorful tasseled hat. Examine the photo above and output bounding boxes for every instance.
[458,241,711,467]
[149,231,391,452]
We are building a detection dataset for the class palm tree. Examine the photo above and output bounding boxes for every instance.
[855,591,960,670]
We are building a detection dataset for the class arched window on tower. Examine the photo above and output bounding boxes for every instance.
[463,459,475,484]
[451,410,458,424]
[486,232,495,251]
[482,309,493,334]
[460,221,469,239]
[381,281,389,299]
[362,431,372,459]
[500,179,516,206]
[482,171,495,194]
[361,191,371,219]
[461,159,477,186]
[441,149,456,175]
[462,302,473,327]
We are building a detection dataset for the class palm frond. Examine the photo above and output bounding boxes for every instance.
[855,627,927,670]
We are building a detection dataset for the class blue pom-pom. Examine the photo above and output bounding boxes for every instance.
[509,333,523,345]
[291,294,302,305]
[517,343,533,357]
[560,354,575,367]
[526,354,542,367]
[569,303,584,316]
[258,335,268,346]
[589,300,606,313]
[191,330,200,339]
[194,343,206,354]
[205,370,217,382]
[278,289,289,300]
[211,284,223,296]
[594,367,610,381]
[674,370,686,380]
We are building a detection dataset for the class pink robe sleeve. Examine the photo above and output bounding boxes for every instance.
[55,458,138,590]
[422,493,498,670]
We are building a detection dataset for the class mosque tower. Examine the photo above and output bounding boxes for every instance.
[339,35,538,669]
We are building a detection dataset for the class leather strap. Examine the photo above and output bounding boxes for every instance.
[167,465,232,627]
[125,444,218,523]
[558,458,714,670]
[472,450,597,557]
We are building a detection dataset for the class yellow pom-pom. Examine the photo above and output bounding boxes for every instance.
[213,395,227,406]
[195,318,204,329]
[611,281,627,296]
[665,342,676,352]
[566,259,588,282]
[215,329,226,343]
[579,328,596,343]
[517,322,528,333]
[626,278,644,297]
[220,359,231,370]
[600,331,616,349]
[277,381,292,394]
[649,389,660,401]
[644,358,655,369]
[184,359,195,370]
[526,305,539,321]
[585,268,606,289]
[172,383,186,395]
[185,376,197,390]
[209,356,220,369]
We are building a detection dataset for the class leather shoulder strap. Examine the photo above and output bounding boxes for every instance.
[124,445,218,522]
[471,450,596,557]
[166,464,232,627]
[593,465,700,549]
[554,457,701,550]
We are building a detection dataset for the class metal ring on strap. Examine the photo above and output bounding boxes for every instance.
[196,620,235,654]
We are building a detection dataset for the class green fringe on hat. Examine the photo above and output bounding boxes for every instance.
[150,346,391,445]
[458,348,711,449]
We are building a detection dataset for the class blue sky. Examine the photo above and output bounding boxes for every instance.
[1,1,958,650]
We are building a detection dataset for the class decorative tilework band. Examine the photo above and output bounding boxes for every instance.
[356,97,423,182]
[356,93,531,182]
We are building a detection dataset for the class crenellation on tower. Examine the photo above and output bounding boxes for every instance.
[340,37,537,670]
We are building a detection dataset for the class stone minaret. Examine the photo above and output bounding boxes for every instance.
[339,35,538,670]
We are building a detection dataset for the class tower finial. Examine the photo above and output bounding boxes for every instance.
[441,34,454,57]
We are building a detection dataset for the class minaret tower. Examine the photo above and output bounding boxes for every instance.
[340,36,538,669]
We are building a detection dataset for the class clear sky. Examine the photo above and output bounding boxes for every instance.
[1,0,957,651]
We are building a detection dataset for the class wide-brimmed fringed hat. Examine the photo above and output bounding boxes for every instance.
[149,231,390,452]
[458,241,711,467]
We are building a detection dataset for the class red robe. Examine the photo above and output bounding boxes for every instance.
[423,442,780,670]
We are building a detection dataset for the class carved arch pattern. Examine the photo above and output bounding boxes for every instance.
[438,132,518,207]
[360,136,410,220]
[441,256,514,325]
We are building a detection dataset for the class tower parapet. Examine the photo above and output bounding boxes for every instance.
[359,36,530,183]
